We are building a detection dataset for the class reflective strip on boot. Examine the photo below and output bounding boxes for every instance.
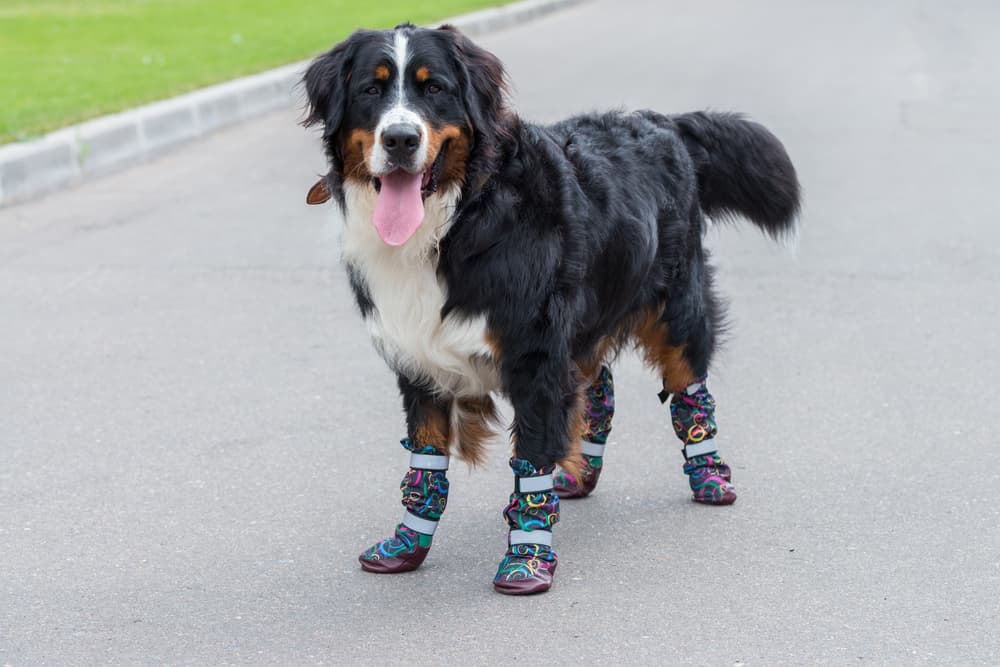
[409,452,449,470]
[515,473,553,494]
[509,529,552,547]
[684,381,705,395]
[683,441,718,459]
[402,511,439,536]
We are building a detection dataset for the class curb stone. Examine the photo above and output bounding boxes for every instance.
[0,0,587,208]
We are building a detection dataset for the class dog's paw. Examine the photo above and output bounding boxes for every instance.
[683,454,737,505]
[358,524,431,573]
[552,458,602,499]
[493,544,557,595]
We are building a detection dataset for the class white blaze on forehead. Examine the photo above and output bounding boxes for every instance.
[393,30,408,102]
[370,29,429,175]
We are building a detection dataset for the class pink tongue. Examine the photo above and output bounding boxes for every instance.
[373,170,425,246]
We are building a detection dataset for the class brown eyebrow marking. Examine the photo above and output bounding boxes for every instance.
[415,66,431,83]
[374,65,390,81]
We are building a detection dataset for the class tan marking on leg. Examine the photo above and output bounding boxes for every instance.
[555,387,585,481]
[415,402,451,454]
[452,396,500,467]
[633,306,696,393]
[576,336,616,384]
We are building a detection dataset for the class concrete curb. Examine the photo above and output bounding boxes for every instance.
[0,0,586,208]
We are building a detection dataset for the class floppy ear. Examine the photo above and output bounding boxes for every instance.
[437,25,511,161]
[302,32,369,204]
[302,32,365,140]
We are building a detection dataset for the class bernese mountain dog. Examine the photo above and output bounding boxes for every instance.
[302,23,800,595]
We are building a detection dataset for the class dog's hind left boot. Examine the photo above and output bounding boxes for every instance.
[669,378,737,506]
[359,438,449,573]
[494,457,559,595]
[554,365,614,498]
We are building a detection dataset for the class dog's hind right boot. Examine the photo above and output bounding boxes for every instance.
[669,378,737,505]
[554,365,614,498]
[358,438,449,573]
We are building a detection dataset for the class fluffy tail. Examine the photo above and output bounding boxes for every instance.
[672,111,801,239]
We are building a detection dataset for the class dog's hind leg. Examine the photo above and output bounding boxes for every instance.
[669,376,736,505]
[553,365,615,498]
[358,376,452,574]
[634,286,738,506]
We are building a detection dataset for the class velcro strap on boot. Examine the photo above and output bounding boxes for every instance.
[515,473,553,494]
[683,441,718,459]
[660,379,707,404]
[685,381,705,395]
[580,440,606,457]
[509,529,552,547]
[402,511,439,536]
[409,452,449,470]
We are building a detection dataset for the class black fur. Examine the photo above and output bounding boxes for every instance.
[345,264,375,318]
[303,25,801,468]
[667,111,801,238]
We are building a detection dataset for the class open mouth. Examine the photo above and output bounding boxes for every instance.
[373,143,446,200]
[369,145,448,247]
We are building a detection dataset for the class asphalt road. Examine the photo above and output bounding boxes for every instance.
[3,0,999,664]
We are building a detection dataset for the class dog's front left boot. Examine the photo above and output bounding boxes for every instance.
[554,365,614,498]
[494,457,559,595]
[359,438,449,573]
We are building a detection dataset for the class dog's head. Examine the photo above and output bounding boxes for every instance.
[303,24,509,246]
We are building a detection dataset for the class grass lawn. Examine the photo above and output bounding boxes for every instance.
[0,0,510,144]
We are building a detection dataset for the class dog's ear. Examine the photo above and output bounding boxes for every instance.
[303,32,370,204]
[437,25,510,152]
[302,32,364,138]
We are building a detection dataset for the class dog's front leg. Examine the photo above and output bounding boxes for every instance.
[492,339,576,595]
[358,375,451,574]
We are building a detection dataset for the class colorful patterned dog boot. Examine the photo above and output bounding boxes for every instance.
[359,438,449,573]
[683,453,736,506]
[554,366,614,498]
[553,449,603,499]
[669,378,737,506]
[494,457,559,595]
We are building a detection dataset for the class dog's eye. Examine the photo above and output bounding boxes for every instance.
[364,85,380,96]
[425,83,442,95]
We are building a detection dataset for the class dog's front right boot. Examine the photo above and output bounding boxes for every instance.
[359,438,449,573]
[494,457,560,595]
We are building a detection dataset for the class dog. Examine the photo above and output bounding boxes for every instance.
[302,23,800,594]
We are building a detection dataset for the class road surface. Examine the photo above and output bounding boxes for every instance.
[3,0,999,663]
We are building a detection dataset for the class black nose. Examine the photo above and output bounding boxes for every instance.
[381,123,421,162]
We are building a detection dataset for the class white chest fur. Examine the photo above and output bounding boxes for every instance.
[340,182,499,398]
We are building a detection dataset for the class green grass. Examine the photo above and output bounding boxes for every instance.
[0,0,509,144]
